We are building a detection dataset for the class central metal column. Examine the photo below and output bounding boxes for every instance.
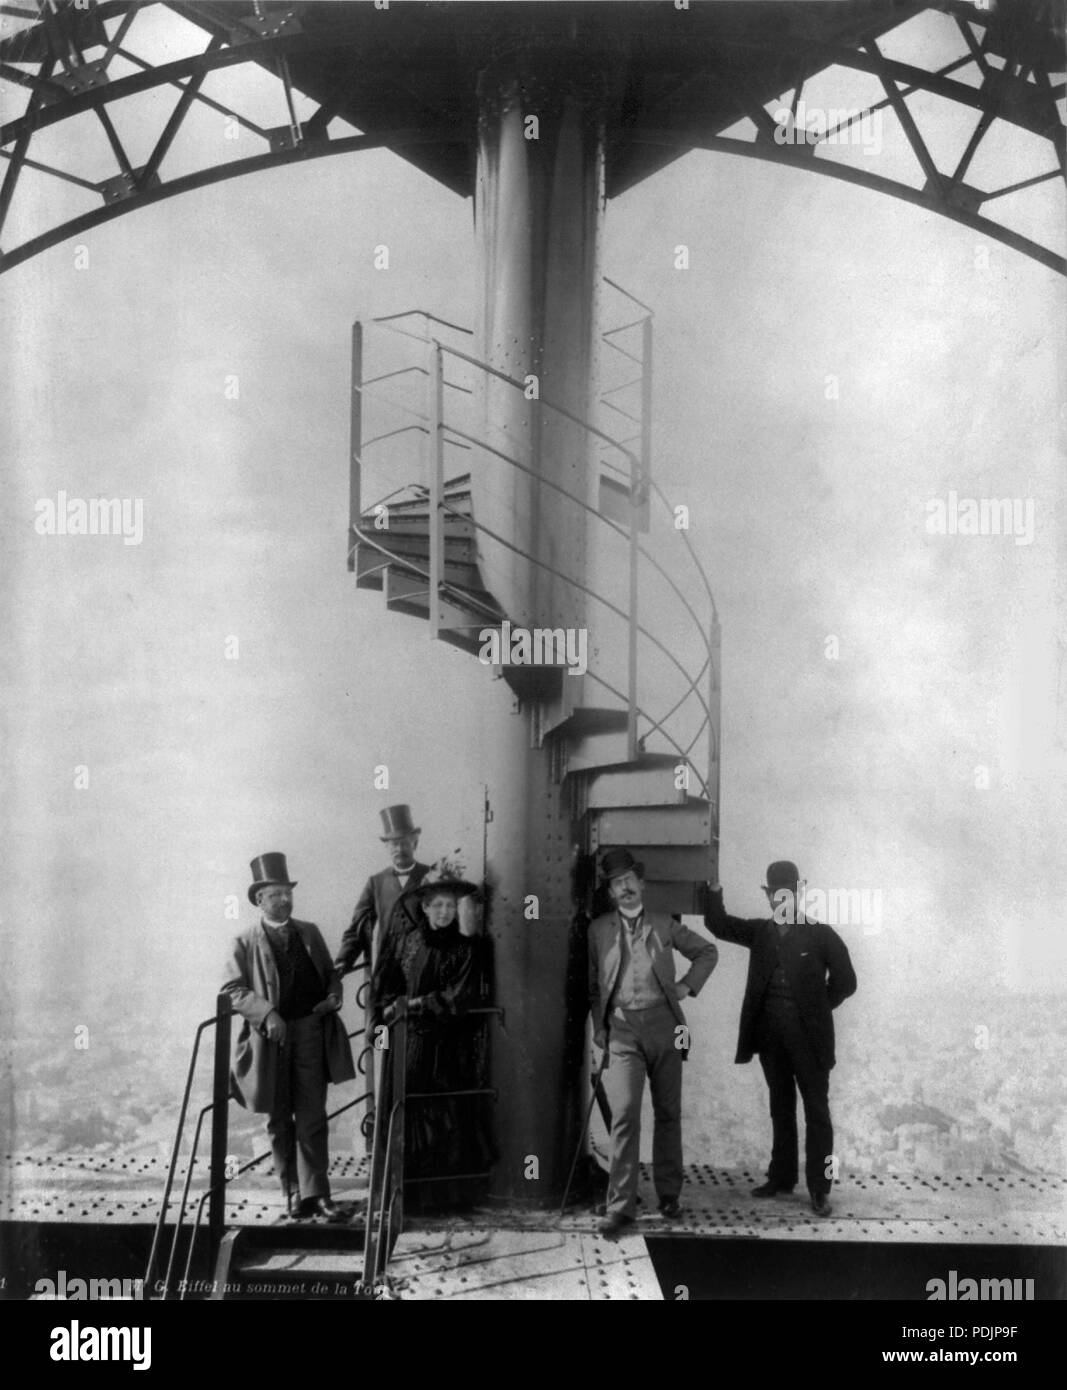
[473,43,610,1205]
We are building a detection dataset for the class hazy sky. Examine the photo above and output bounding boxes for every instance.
[2,3,1064,1070]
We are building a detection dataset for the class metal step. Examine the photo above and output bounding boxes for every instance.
[581,756,696,810]
[356,541,485,594]
[564,725,634,774]
[380,565,502,656]
[384,564,432,618]
[590,801,712,847]
[354,540,390,591]
[640,879,709,916]
[211,1223,368,1301]
[381,544,482,590]
[362,529,480,566]
[367,515,475,540]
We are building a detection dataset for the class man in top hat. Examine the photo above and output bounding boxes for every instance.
[223,852,356,1219]
[335,805,431,977]
[588,848,719,1237]
[703,862,857,1216]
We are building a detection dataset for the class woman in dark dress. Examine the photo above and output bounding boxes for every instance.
[370,860,491,1213]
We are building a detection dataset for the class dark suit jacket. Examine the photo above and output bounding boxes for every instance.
[334,862,430,974]
[222,918,356,1113]
[704,890,856,1071]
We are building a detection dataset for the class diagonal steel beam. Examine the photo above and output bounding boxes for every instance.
[0,52,52,240]
[0,145,99,191]
[115,44,268,139]
[138,34,222,188]
[0,30,314,148]
[0,127,443,274]
[982,168,1062,204]
[95,104,136,182]
[950,107,996,188]
[864,39,945,197]
[654,130,1065,276]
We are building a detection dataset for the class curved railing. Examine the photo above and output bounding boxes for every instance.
[350,297,720,810]
[144,969,374,1301]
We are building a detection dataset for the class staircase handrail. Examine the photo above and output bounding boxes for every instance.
[351,483,712,792]
[142,1001,228,1298]
[148,965,373,1300]
[354,330,716,652]
[354,313,719,812]
[439,495,714,784]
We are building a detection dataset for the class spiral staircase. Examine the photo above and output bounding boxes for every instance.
[349,290,721,915]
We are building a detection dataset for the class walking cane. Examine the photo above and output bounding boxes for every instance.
[559,1033,610,1218]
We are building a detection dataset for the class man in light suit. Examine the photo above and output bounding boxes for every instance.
[334,804,430,977]
[588,849,719,1237]
[703,861,857,1216]
[223,853,355,1220]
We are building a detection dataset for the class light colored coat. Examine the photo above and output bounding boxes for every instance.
[222,918,356,1113]
[588,909,719,1057]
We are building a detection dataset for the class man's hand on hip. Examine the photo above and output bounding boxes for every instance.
[312,994,341,1015]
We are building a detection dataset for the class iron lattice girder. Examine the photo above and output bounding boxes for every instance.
[0,0,1063,275]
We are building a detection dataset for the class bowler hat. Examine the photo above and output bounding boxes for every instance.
[248,851,297,906]
[599,848,645,884]
[765,860,800,892]
[379,804,420,840]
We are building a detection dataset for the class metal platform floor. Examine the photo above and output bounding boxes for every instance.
[3,1153,1064,1247]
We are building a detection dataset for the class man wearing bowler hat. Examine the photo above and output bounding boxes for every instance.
[703,862,857,1216]
[588,848,719,1237]
[223,852,355,1219]
[335,805,431,977]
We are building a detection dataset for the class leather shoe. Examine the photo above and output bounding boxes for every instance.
[300,1196,341,1221]
[810,1192,832,1217]
[752,1181,794,1197]
[658,1198,682,1219]
[598,1212,635,1239]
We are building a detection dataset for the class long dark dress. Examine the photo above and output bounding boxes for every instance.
[371,904,491,1212]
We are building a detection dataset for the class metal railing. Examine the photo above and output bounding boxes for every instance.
[146,965,501,1300]
[349,297,721,848]
[359,1001,503,1296]
[145,964,374,1301]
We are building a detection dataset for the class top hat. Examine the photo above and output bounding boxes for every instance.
[599,848,645,884]
[379,804,420,840]
[764,860,800,892]
[248,852,297,905]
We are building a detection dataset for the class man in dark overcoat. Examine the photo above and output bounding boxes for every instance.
[223,852,355,1219]
[334,804,430,976]
[704,861,857,1216]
